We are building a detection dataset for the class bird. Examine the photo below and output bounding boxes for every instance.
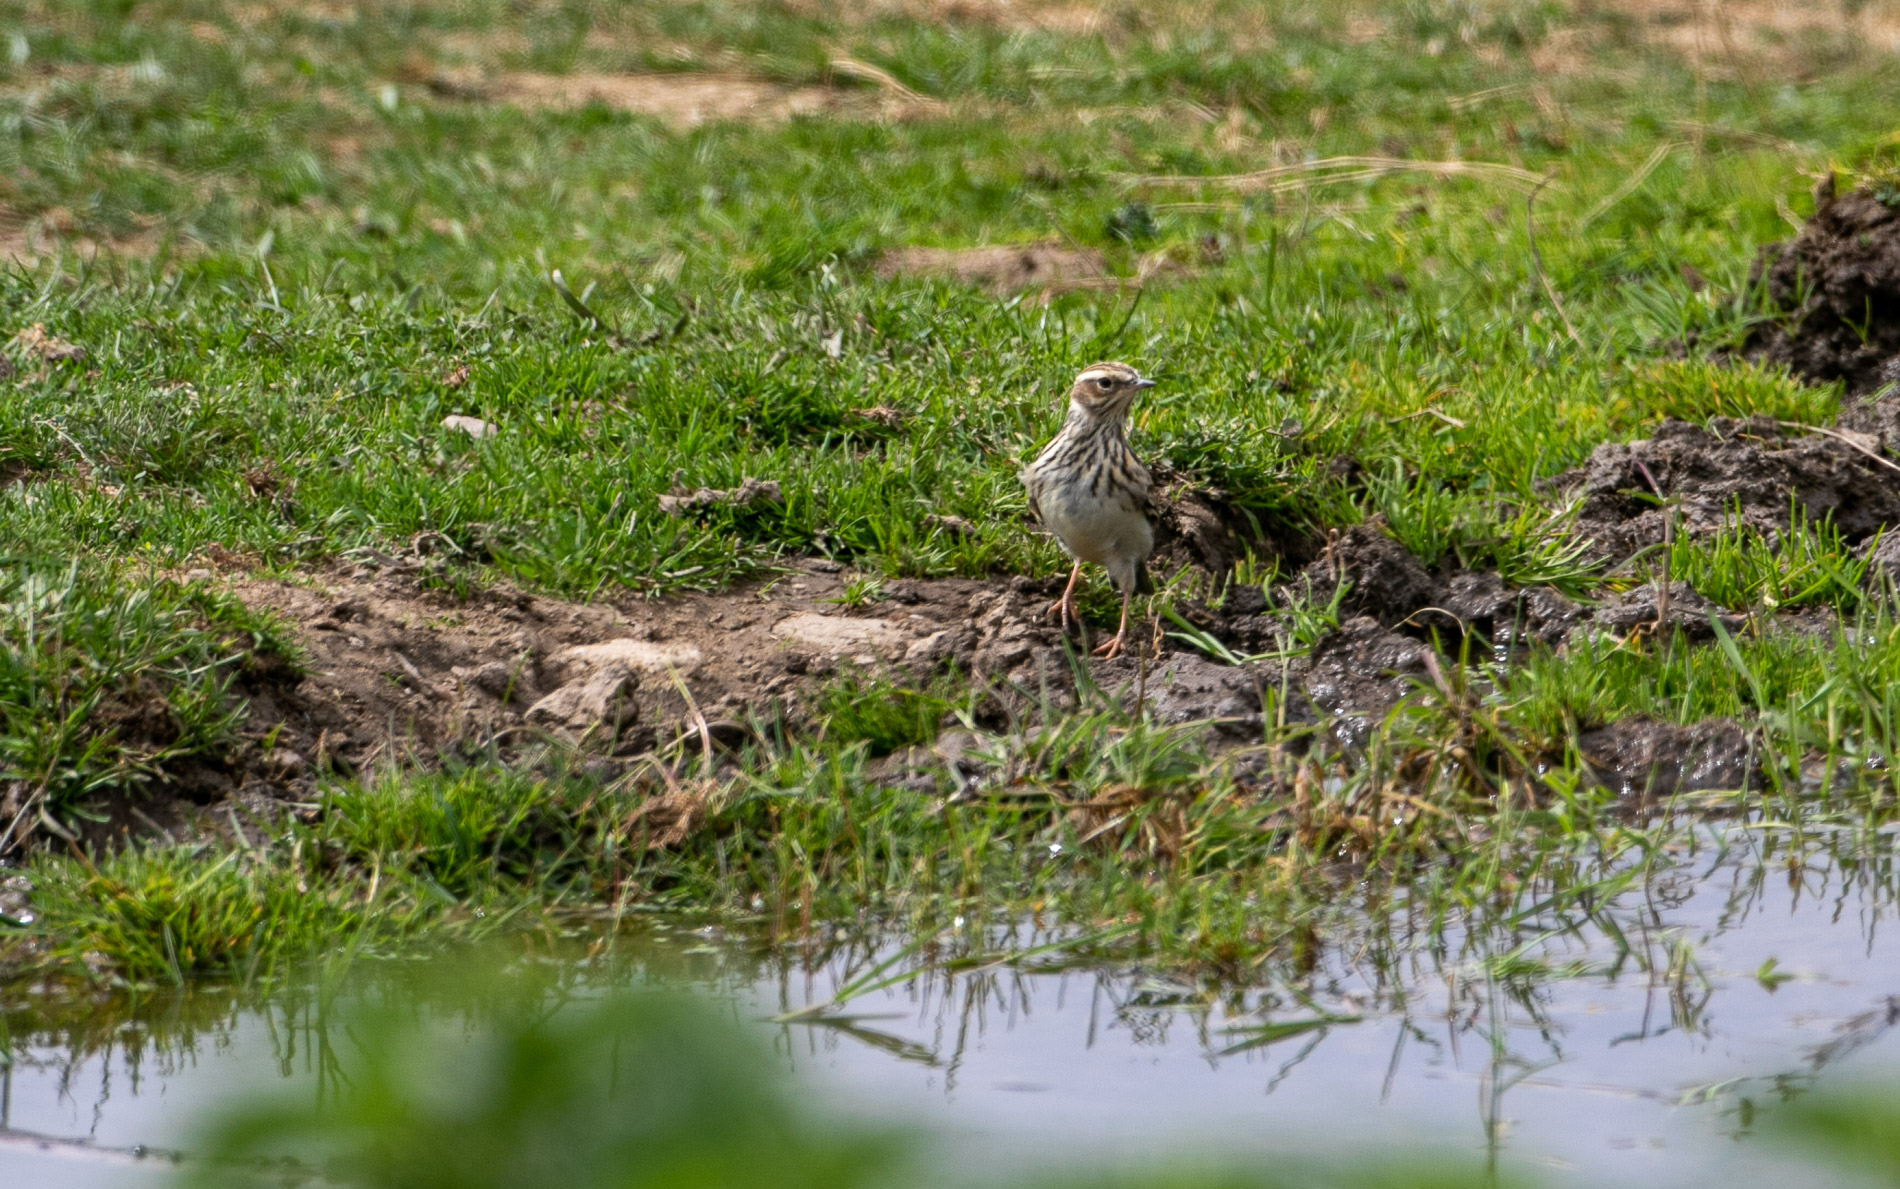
[1021,361,1158,660]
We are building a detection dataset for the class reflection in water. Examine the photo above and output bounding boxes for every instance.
[0,824,1896,1187]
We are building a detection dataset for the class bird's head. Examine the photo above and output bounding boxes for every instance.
[1066,361,1156,423]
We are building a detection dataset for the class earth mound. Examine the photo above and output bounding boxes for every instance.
[1746,176,1900,395]
[1569,415,1900,559]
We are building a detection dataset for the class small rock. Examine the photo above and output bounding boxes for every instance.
[657,477,781,516]
[771,612,908,655]
[556,638,704,677]
[526,665,640,734]
[905,629,958,664]
[442,414,499,439]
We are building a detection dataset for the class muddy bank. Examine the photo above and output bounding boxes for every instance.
[63,512,1794,853]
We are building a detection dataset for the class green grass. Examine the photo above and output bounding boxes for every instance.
[28,844,424,985]
[813,666,973,755]
[1665,511,1874,613]
[0,562,298,838]
[3,0,1900,990]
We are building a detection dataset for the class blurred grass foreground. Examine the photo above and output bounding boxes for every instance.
[177,962,1900,1189]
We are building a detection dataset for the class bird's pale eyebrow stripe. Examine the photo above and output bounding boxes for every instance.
[1076,367,1125,384]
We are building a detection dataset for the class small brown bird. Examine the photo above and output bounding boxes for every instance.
[1021,361,1158,660]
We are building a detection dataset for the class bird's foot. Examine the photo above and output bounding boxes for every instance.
[1045,595,1079,633]
[1091,631,1127,660]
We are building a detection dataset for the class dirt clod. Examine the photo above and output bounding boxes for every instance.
[1746,177,1900,395]
[1861,529,1900,588]
[657,477,783,516]
[1302,616,1432,724]
[1429,571,1583,647]
[1148,483,1251,577]
[1569,416,1900,559]
[1138,654,1264,731]
[9,323,85,364]
[1294,522,1437,627]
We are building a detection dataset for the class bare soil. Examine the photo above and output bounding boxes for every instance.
[415,70,921,127]
[0,205,168,266]
[80,470,1851,852]
[1584,0,1900,64]
[874,244,1114,294]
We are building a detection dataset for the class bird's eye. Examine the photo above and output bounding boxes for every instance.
[1096,377,1113,390]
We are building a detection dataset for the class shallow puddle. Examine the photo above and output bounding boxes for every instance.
[3,826,1896,1187]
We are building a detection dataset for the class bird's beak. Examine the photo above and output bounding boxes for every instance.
[1134,378,1158,390]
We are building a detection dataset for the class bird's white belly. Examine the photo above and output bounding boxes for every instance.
[1040,486,1153,567]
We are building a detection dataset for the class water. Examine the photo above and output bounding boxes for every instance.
[4,826,1896,1187]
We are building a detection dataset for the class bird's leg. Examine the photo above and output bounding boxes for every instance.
[1046,562,1084,633]
[1093,587,1134,659]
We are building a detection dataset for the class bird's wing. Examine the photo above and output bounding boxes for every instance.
[1126,452,1158,517]
[1021,465,1045,526]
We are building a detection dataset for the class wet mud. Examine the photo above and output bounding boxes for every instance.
[1575,718,1762,798]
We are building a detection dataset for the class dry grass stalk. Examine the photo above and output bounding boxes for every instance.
[1120,156,1550,197]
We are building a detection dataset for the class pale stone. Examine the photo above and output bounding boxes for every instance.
[442,415,498,438]
[526,665,638,733]
[769,612,907,655]
[556,638,704,677]
[905,630,954,663]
